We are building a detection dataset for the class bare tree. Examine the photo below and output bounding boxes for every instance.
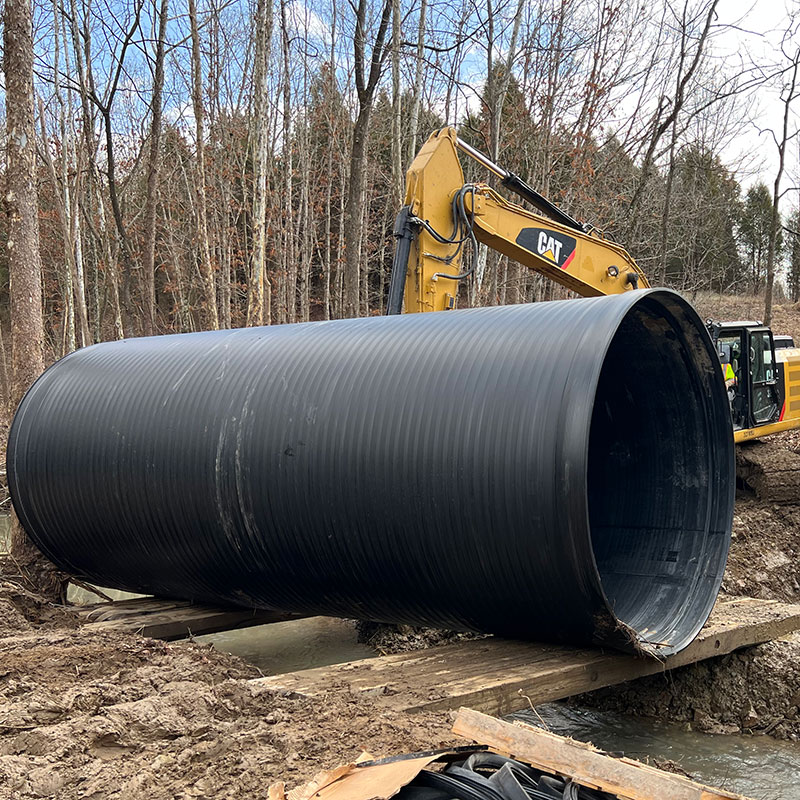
[765,40,800,325]
[142,0,170,335]
[0,0,795,352]
[4,0,65,597]
[389,0,403,207]
[407,0,427,160]
[487,0,524,162]
[93,0,145,324]
[342,0,393,318]
[279,0,296,323]
[6,0,43,413]
[66,0,124,339]
[41,0,91,351]
[628,0,719,224]
[189,0,220,330]
[246,0,274,326]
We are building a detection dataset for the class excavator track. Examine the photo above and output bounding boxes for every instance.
[736,439,800,503]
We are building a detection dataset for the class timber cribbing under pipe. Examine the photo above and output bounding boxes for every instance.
[7,290,734,656]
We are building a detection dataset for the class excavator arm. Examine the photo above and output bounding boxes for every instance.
[387,127,649,314]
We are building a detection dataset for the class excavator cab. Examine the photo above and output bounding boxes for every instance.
[708,322,783,433]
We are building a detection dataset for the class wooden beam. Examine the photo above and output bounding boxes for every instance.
[451,708,752,800]
[257,598,800,715]
[76,597,306,640]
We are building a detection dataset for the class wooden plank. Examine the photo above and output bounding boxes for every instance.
[256,598,800,715]
[451,708,752,800]
[78,599,193,622]
[76,597,307,640]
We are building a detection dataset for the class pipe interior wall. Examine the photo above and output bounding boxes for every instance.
[7,290,735,655]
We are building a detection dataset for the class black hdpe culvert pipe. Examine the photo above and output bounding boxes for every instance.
[7,289,734,656]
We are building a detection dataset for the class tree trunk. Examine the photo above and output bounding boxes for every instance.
[189,0,219,330]
[408,0,427,161]
[4,0,66,599]
[141,0,169,335]
[488,0,524,162]
[38,100,75,355]
[68,0,124,339]
[765,55,799,326]
[280,0,296,323]
[98,3,144,331]
[246,0,273,326]
[51,0,91,348]
[342,0,392,318]
[343,107,370,317]
[323,137,334,321]
[390,0,403,208]
[658,117,679,287]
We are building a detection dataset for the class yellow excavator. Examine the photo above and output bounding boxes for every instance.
[387,127,800,499]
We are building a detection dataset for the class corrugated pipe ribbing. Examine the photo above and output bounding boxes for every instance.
[7,289,734,655]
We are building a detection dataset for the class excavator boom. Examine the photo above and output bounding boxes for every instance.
[388,127,648,314]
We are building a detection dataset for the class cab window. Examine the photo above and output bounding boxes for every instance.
[751,332,774,384]
[750,331,779,426]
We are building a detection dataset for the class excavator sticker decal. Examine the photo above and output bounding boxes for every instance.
[516,228,577,270]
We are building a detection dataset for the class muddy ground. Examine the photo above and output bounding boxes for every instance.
[573,634,800,738]
[725,494,800,601]
[3,506,799,800]
[0,580,455,799]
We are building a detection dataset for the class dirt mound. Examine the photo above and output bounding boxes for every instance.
[355,620,486,654]
[723,496,800,601]
[3,388,800,794]
[574,635,800,740]
[0,577,77,634]
[0,595,453,799]
[736,440,800,503]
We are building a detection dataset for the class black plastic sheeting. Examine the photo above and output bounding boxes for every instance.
[398,751,615,799]
[7,289,734,655]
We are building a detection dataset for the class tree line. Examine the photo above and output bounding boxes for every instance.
[1,0,800,404]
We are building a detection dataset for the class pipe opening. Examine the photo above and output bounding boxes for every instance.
[588,296,733,654]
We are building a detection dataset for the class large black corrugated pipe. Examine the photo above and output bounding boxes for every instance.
[7,289,734,656]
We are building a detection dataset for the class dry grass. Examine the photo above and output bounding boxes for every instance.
[688,291,800,343]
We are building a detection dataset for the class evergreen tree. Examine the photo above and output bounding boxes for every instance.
[738,183,776,294]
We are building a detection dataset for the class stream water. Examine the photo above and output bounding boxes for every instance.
[512,704,800,798]
[195,616,375,674]
[65,583,376,673]
[201,620,800,795]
